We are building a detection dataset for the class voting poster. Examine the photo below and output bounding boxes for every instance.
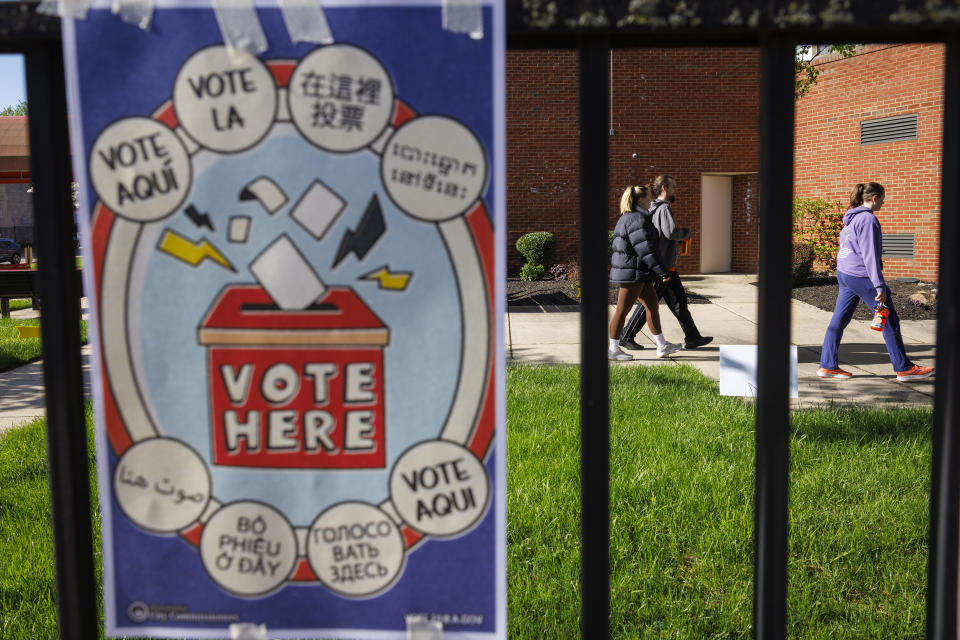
[63,1,505,637]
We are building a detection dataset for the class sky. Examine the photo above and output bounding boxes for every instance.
[0,54,27,111]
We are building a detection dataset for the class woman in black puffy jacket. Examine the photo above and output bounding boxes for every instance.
[608,185,681,361]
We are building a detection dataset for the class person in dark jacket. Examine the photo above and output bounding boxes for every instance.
[609,184,682,361]
[619,175,712,351]
[818,182,934,381]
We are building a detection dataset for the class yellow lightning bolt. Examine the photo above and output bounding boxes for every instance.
[158,230,236,272]
[361,266,412,291]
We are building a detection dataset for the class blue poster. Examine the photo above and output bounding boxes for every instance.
[62,1,505,637]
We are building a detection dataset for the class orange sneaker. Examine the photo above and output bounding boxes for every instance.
[817,367,852,379]
[897,364,935,382]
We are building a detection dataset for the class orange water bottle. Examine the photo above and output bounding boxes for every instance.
[870,303,889,331]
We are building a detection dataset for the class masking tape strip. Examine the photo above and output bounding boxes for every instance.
[406,615,444,640]
[35,0,61,17]
[278,0,334,44]
[212,0,269,56]
[36,0,91,19]
[441,0,482,39]
[229,622,268,640]
[111,0,153,29]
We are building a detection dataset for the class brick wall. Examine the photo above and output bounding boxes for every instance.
[731,174,760,273]
[506,50,580,274]
[507,48,761,275]
[793,43,945,281]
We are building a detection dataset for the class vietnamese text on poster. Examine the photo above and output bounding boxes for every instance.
[62,1,505,637]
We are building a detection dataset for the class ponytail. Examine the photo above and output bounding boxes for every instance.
[619,186,635,214]
[849,183,865,208]
[652,174,673,199]
[849,181,884,208]
[619,184,653,213]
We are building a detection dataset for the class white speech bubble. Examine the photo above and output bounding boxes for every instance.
[288,44,395,152]
[381,116,488,222]
[113,438,211,534]
[89,117,192,223]
[199,501,298,597]
[389,440,489,538]
[173,45,277,153]
[306,502,406,597]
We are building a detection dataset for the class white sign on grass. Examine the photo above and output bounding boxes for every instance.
[718,345,799,398]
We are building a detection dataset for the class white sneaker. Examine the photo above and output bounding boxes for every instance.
[656,342,682,358]
[608,347,633,361]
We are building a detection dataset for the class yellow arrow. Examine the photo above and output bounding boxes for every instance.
[361,266,412,291]
[158,230,236,272]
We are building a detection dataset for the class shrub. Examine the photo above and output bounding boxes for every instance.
[520,263,545,281]
[566,262,581,299]
[548,261,581,296]
[548,263,569,281]
[792,243,816,285]
[793,197,844,272]
[516,232,556,269]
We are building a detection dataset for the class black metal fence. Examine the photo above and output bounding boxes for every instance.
[3,1,958,638]
[1,9,97,637]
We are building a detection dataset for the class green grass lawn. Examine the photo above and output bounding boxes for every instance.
[7,299,32,312]
[0,406,102,640]
[0,365,932,638]
[0,318,88,373]
[507,364,930,639]
[24,257,83,269]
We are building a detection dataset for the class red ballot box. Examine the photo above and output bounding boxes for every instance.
[199,284,389,469]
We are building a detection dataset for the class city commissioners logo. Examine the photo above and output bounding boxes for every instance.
[127,601,240,624]
[127,601,149,623]
[91,42,496,601]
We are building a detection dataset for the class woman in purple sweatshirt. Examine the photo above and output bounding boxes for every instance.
[818,182,934,381]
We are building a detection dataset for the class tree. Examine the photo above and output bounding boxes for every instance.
[0,99,27,116]
[795,45,857,99]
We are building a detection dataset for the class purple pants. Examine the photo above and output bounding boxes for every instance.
[819,271,912,373]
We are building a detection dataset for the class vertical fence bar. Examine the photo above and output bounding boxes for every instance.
[578,34,611,640]
[927,30,960,640]
[24,42,98,640]
[754,33,795,640]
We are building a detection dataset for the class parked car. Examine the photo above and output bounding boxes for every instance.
[0,238,22,264]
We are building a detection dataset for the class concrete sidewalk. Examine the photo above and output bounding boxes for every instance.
[0,344,93,433]
[0,299,93,435]
[507,273,938,407]
[0,278,938,437]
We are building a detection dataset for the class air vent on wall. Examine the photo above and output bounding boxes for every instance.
[882,233,915,259]
[860,114,918,145]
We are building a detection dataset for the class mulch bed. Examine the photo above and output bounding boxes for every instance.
[506,279,711,308]
[789,275,938,321]
[507,275,938,321]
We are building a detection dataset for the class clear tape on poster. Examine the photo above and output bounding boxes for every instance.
[229,622,269,639]
[441,0,482,39]
[212,0,269,58]
[279,0,334,44]
[112,0,153,29]
[36,0,91,20]
[406,615,444,640]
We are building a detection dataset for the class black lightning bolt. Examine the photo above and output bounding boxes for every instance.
[184,204,214,231]
[332,194,386,268]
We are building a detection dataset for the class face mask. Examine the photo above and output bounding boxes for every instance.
[667,195,676,203]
